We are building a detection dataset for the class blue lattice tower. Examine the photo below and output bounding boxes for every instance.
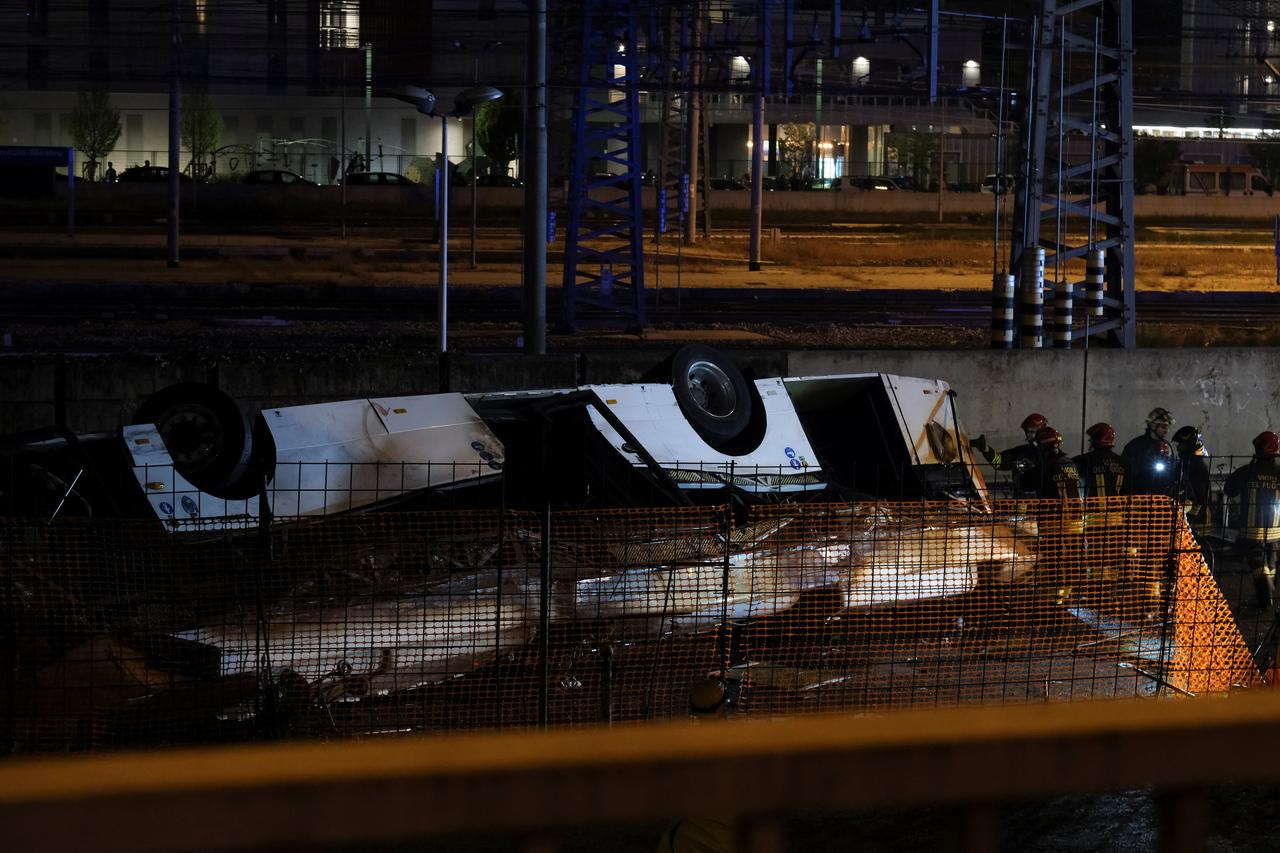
[560,0,646,332]
[654,4,691,251]
[1011,0,1136,348]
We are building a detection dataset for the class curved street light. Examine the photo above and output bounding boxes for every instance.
[390,85,503,359]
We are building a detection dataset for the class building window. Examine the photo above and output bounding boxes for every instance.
[853,56,870,85]
[962,60,980,88]
[320,1,359,49]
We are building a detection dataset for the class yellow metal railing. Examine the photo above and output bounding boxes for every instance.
[5,690,1280,852]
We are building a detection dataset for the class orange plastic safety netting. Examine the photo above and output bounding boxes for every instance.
[0,496,1259,752]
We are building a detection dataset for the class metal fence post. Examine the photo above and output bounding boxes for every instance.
[255,479,277,738]
[599,643,613,726]
[494,487,506,727]
[719,462,734,678]
[2,526,13,755]
[538,502,551,730]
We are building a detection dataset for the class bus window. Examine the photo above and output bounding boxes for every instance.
[1253,175,1273,195]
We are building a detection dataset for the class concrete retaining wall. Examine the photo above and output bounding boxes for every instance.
[5,347,1277,462]
[787,349,1279,461]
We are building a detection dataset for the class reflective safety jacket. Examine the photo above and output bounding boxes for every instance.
[1121,432,1176,496]
[1036,450,1084,533]
[1037,450,1084,500]
[1224,457,1280,541]
[1073,448,1130,498]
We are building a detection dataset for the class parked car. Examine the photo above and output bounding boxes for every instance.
[242,169,317,186]
[830,175,898,191]
[981,174,1014,194]
[710,176,746,190]
[342,171,419,186]
[117,165,195,184]
[475,174,522,187]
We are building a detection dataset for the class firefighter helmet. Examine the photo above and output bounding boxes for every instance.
[1086,422,1116,449]
[1254,431,1280,457]
[1035,425,1062,448]
[1021,412,1049,432]
[1172,425,1203,452]
[1146,407,1175,429]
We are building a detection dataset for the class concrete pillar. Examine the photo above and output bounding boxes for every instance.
[848,124,870,177]
[716,124,750,180]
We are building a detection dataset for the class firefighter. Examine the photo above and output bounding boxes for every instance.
[1074,422,1130,498]
[1034,426,1085,603]
[1122,408,1177,495]
[970,412,1048,496]
[1035,426,1084,501]
[1129,439,1177,497]
[1073,423,1130,599]
[1172,425,1212,532]
[1224,431,1280,613]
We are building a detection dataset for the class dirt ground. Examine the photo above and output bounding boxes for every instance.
[5,224,1278,293]
[6,223,1275,352]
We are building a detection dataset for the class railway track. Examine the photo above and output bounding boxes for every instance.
[2,284,1277,329]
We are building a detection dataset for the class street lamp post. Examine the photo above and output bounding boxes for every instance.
[454,40,504,270]
[391,85,504,360]
[471,56,479,270]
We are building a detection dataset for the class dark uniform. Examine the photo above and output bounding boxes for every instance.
[1224,451,1280,610]
[1176,450,1212,531]
[1034,434,1085,602]
[1074,445,1130,597]
[972,413,1049,498]
[1121,433,1177,496]
[1037,449,1084,501]
[1074,447,1130,499]
[994,442,1040,496]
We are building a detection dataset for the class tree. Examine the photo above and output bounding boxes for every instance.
[474,98,521,178]
[777,122,815,178]
[181,92,222,180]
[1135,136,1182,194]
[886,130,937,187]
[69,89,121,182]
[1248,137,1280,190]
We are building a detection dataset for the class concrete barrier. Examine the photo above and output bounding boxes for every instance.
[788,348,1278,461]
[5,347,1277,463]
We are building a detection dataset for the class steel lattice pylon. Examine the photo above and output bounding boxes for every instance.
[654,3,690,248]
[1012,0,1136,348]
[560,0,646,332]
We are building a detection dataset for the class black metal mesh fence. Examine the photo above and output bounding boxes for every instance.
[1,493,1259,755]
